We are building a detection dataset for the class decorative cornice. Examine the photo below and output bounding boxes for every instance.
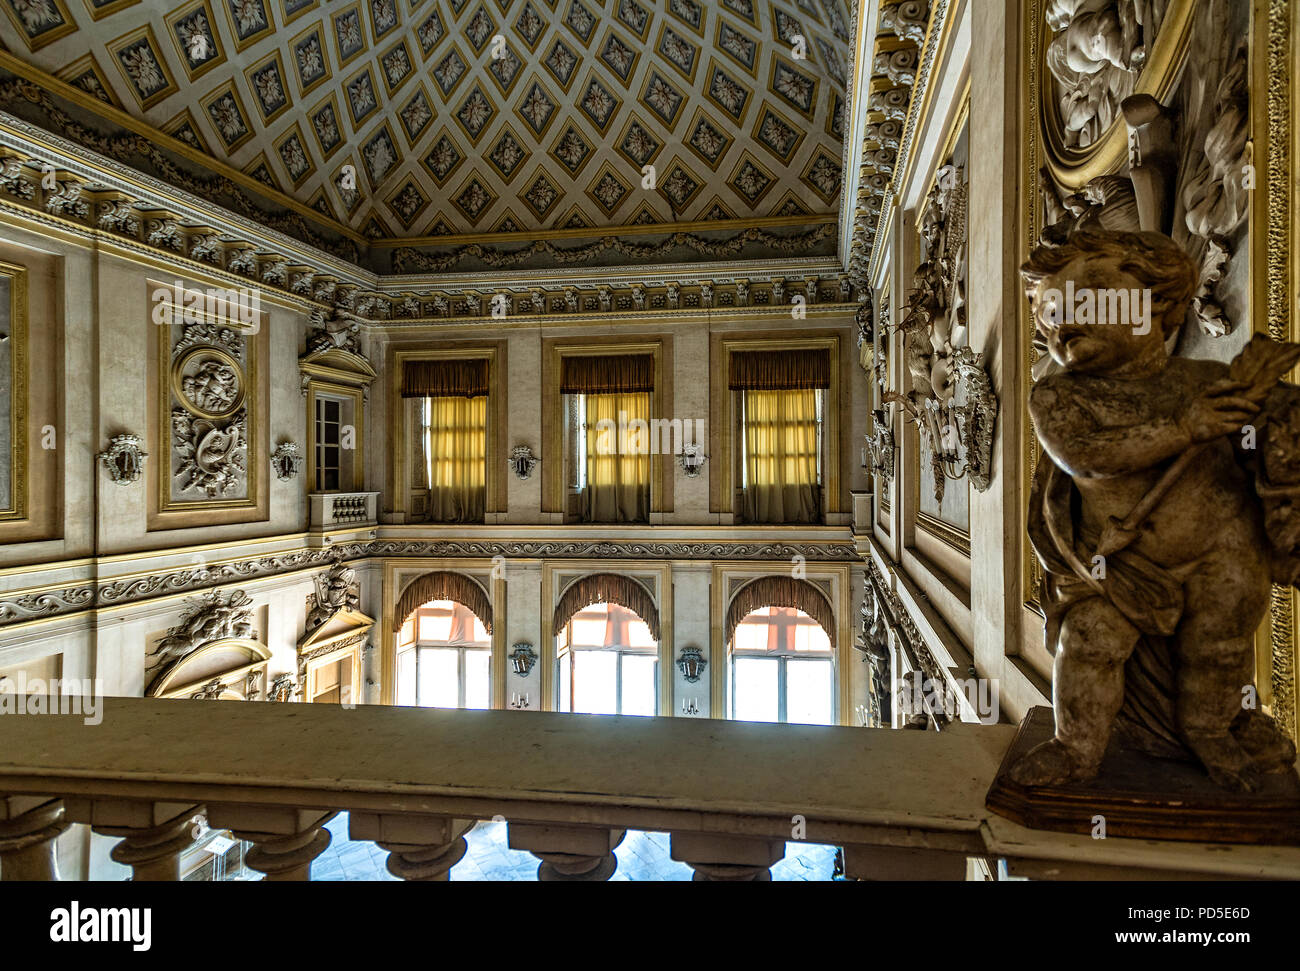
[844,0,951,286]
[389,224,838,274]
[0,539,865,630]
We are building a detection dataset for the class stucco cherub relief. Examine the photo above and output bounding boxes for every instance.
[1016,228,1300,793]
[1045,0,1168,149]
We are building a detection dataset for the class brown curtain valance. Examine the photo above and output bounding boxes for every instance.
[560,354,655,394]
[728,349,830,390]
[725,576,836,649]
[552,573,661,641]
[402,358,489,398]
[394,571,493,634]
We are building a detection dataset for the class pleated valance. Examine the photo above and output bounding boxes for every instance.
[394,571,493,633]
[728,349,830,390]
[725,576,836,649]
[401,358,490,398]
[560,354,654,394]
[553,573,661,641]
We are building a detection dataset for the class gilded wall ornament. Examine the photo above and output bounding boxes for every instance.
[676,646,707,683]
[98,434,148,485]
[678,443,707,477]
[271,442,303,481]
[509,445,539,480]
[510,643,538,677]
[887,162,996,502]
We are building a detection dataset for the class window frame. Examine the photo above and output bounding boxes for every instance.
[555,604,660,716]
[728,606,836,724]
[542,339,671,519]
[711,334,843,522]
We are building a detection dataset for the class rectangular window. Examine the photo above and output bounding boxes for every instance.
[315,397,342,491]
[576,390,651,523]
[729,348,829,524]
[738,388,823,523]
[559,353,655,524]
[402,358,490,523]
[421,394,487,523]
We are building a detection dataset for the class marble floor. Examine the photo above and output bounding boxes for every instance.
[312,814,839,881]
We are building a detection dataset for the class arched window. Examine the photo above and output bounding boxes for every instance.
[396,599,491,709]
[729,606,834,725]
[556,602,658,716]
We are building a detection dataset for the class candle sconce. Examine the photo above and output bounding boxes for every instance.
[681,697,700,716]
[509,692,531,710]
[676,646,707,683]
[510,642,538,678]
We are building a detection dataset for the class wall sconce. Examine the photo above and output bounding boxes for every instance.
[98,434,148,485]
[271,441,303,481]
[510,642,538,678]
[509,692,531,710]
[676,646,707,683]
[681,698,700,715]
[678,443,707,477]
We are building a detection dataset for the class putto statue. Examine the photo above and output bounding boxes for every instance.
[1017,229,1300,793]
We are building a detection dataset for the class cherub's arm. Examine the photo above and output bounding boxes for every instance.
[1030,382,1192,478]
[1032,378,1261,478]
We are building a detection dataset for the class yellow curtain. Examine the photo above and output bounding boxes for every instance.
[425,395,486,523]
[742,389,820,524]
[583,391,650,523]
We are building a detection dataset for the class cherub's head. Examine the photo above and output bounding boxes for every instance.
[1021,229,1197,375]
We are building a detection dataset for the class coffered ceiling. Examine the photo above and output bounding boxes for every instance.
[0,0,851,250]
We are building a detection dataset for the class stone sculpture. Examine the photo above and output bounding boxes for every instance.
[306,557,361,632]
[1016,228,1300,793]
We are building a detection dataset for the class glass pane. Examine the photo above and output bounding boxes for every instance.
[465,651,490,710]
[557,653,571,712]
[794,621,832,652]
[573,650,617,715]
[620,654,657,717]
[419,648,459,709]
[733,657,779,723]
[570,617,607,648]
[418,611,452,643]
[396,649,416,707]
[786,658,833,726]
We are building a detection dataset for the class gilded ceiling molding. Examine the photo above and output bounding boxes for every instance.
[845,0,945,285]
[390,223,838,273]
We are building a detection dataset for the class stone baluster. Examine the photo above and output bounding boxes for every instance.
[670,833,784,881]
[0,796,70,880]
[349,812,474,880]
[65,798,201,881]
[508,823,625,881]
[207,805,336,881]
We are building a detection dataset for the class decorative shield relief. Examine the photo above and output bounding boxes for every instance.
[98,433,148,485]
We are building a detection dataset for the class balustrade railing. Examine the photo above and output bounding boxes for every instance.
[0,697,1296,882]
[308,492,379,532]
